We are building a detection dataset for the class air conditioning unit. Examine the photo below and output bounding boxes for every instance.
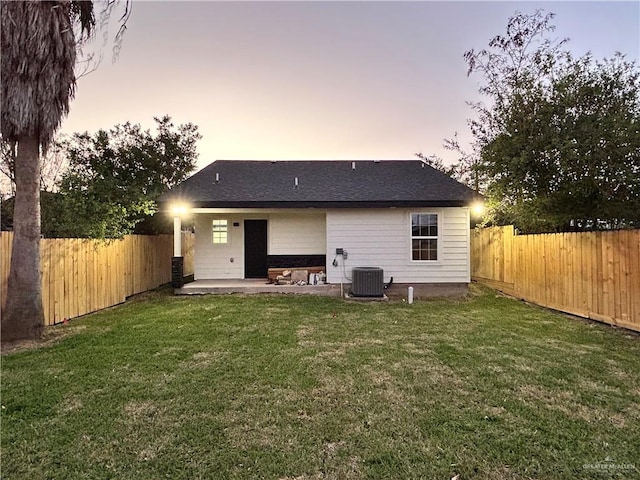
[351,267,384,297]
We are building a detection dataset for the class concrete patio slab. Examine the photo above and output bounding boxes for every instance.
[175,279,341,296]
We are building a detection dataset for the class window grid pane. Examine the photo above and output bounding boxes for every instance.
[212,219,228,244]
[411,214,438,261]
[412,214,437,237]
[412,239,437,261]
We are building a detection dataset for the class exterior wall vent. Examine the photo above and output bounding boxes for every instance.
[351,267,384,297]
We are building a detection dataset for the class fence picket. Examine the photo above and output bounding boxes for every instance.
[0,233,193,326]
[471,226,640,332]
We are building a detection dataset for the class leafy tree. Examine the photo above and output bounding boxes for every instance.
[415,133,482,191]
[1,135,70,197]
[464,10,640,232]
[1,192,73,238]
[54,116,200,238]
[414,153,458,178]
[0,139,15,197]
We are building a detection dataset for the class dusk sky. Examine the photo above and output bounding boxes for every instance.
[61,1,640,171]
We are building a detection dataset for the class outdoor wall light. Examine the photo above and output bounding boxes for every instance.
[471,201,485,217]
[170,204,188,216]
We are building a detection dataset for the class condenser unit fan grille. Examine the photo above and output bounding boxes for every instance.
[351,267,384,297]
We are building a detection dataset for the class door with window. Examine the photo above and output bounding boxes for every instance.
[244,220,268,278]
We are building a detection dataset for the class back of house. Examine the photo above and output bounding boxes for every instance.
[160,160,481,296]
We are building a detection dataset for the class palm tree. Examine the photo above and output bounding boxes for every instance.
[1,1,95,341]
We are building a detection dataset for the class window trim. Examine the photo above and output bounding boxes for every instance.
[409,211,441,263]
[212,219,229,245]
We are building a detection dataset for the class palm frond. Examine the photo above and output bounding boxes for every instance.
[1,1,95,148]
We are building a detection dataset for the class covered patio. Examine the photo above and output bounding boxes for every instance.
[176,278,341,296]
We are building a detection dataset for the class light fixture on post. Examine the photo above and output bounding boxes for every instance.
[171,204,189,257]
[170,203,189,288]
[171,204,187,217]
[471,201,485,217]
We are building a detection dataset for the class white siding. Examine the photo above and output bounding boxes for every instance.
[194,210,326,279]
[193,208,470,282]
[269,212,326,255]
[325,208,470,284]
[194,214,247,280]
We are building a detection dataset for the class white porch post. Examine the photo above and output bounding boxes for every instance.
[173,215,182,257]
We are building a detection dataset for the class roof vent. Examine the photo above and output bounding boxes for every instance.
[215,172,220,183]
[294,177,299,189]
[352,162,356,170]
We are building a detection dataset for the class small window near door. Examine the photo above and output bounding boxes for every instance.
[212,219,228,244]
[411,213,438,261]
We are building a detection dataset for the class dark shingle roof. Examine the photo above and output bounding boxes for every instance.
[160,160,480,208]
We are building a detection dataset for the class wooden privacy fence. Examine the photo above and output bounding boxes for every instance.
[471,226,640,332]
[1,231,195,326]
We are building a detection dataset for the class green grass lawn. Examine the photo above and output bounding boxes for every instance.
[2,286,639,479]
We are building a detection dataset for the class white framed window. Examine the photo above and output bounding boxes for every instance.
[411,213,438,261]
[212,219,228,244]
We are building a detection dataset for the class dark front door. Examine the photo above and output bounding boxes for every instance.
[244,220,268,278]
